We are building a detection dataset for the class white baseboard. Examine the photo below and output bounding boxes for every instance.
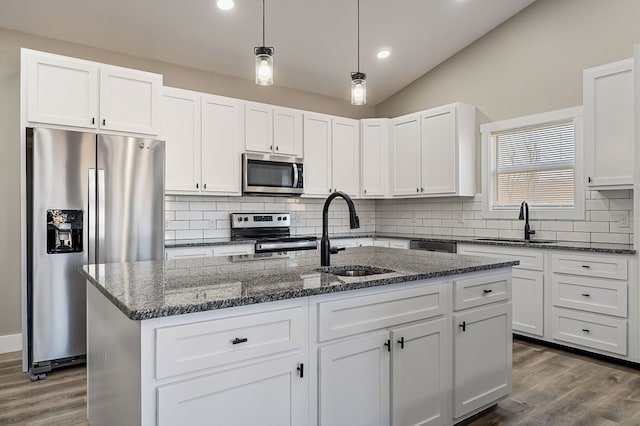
[0,333,22,354]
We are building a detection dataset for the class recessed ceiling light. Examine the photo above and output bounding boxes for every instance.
[216,0,234,10]
[377,49,391,59]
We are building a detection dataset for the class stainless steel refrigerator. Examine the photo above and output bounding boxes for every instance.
[26,127,164,379]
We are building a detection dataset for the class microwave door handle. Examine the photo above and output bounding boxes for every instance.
[293,163,299,187]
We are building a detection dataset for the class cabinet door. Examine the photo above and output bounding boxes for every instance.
[420,106,457,194]
[453,303,512,419]
[584,59,633,188]
[25,50,98,128]
[274,107,303,157]
[201,94,243,195]
[245,101,273,153]
[99,64,161,135]
[162,88,201,192]
[157,354,306,426]
[391,318,450,426]
[303,113,332,197]
[512,269,544,336]
[318,331,390,426]
[391,113,421,196]
[332,117,360,197]
[361,119,389,198]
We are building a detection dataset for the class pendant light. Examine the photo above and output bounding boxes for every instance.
[351,0,366,105]
[254,0,274,86]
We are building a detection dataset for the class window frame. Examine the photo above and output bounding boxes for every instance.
[481,106,584,220]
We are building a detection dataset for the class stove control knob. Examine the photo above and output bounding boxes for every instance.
[237,217,242,222]
[277,216,282,221]
[244,217,249,221]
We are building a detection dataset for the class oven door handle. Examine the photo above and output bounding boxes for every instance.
[293,163,299,188]
[256,240,318,251]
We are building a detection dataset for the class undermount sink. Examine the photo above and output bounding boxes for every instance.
[318,265,395,277]
[475,238,555,244]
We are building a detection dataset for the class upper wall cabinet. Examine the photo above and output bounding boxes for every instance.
[303,114,360,198]
[583,58,634,189]
[390,102,476,197]
[245,101,303,157]
[361,118,390,198]
[162,87,242,195]
[162,87,201,192]
[23,49,162,135]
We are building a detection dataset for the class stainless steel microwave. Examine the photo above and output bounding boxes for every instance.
[242,153,304,196]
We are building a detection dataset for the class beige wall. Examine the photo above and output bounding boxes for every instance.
[0,27,373,338]
[375,0,640,122]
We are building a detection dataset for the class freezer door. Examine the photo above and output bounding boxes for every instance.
[97,134,165,263]
[28,128,95,363]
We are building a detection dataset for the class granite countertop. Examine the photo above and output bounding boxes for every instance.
[80,247,518,321]
[165,233,636,255]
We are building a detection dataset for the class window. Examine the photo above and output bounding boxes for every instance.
[482,107,584,220]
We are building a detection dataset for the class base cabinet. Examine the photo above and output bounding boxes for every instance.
[318,331,390,426]
[391,318,450,426]
[512,269,544,336]
[158,354,307,426]
[453,303,512,419]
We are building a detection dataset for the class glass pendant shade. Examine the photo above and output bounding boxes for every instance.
[255,47,274,86]
[351,72,366,106]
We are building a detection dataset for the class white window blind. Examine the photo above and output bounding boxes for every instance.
[490,120,575,208]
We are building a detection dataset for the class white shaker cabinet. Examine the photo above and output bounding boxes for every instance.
[391,318,450,426]
[360,119,390,198]
[303,114,360,198]
[452,303,512,419]
[201,94,244,195]
[162,87,201,192]
[391,103,475,197]
[390,113,422,196]
[99,64,161,135]
[245,102,303,157]
[584,58,634,189]
[25,50,99,129]
[331,117,360,197]
[318,331,390,426]
[23,49,162,135]
[162,88,242,195]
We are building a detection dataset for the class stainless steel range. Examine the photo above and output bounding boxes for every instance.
[230,213,317,253]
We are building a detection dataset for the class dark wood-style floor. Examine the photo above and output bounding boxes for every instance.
[1,339,640,425]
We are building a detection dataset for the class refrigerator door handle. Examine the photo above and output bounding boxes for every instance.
[97,169,106,263]
[88,169,96,264]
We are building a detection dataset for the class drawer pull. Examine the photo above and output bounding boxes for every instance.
[581,328,590,333]
[232,337,248,345]
[397,336,405,349]
[581,293,591,297]
[483,289,493,294]
[581,265,591,269]
[459,321,467,332]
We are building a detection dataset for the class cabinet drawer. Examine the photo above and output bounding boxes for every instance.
[156,303,305,379]
[453,272,511,311]
[457,245,543,271]
[212,244,254,257]
[551,308,627,355]
[551,253,627,280]
[165,246,213,260]
[552,274,627,317]
[317,283,448,342]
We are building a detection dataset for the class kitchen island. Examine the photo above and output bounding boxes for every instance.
[81,247,518,426]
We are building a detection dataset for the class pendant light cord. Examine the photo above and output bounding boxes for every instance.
[357,0,360,72]
[262,0,266,47]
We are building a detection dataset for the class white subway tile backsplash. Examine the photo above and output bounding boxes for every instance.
[165,190,633,245]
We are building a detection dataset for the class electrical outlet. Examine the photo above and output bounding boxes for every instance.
[454,211,464,225]
[619,214,630,228]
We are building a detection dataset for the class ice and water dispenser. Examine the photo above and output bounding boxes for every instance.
[46,209,83,254]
